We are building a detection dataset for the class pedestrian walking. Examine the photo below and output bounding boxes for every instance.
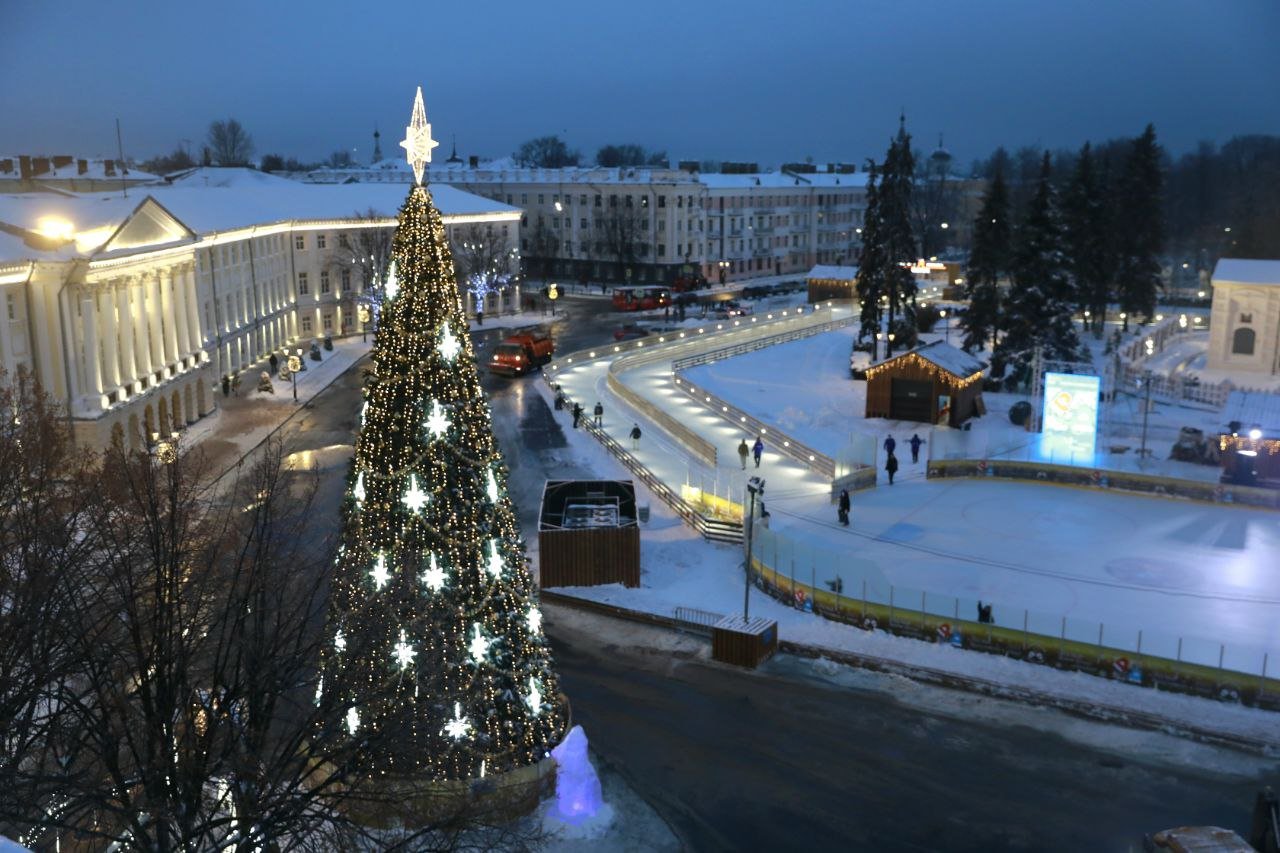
[572,402,583,429]
[593,401,603,427]
[837,488,850,526]
[221,375,231,397]
[269,352,279,375]
[885,450,898,485]
[476,308,484,326]
[909,433,924,464]
[737,439,750,470]
[883,433,896,455]
[977,600,985,623]
[554,385,565,411]
[752,436,764,468]
[629,423,642,450]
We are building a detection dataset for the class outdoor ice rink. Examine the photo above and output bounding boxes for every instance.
[549,311,1280,674]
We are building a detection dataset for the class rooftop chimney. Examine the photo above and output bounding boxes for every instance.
[77,159,88,175]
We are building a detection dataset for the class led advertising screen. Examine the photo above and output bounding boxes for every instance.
[1042,372,1100,459]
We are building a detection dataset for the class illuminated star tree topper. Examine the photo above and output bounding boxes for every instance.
[399,85,440,186]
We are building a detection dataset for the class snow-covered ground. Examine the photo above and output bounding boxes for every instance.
[530,378,1280,747]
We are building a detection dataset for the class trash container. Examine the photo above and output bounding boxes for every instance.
[637,503,650,523]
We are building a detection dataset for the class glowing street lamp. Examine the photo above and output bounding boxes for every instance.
[288,352,302,401]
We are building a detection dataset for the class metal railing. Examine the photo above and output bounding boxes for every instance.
[670,314,858,481]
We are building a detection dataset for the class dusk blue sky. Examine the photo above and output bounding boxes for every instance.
[2,0,1278,169]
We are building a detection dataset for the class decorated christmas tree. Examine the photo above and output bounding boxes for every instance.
[321,87,568,785]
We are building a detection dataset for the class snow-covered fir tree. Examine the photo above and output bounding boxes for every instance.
[1062,142,1113,337]
[1114,124,1165,330]
[959,162,1011,354]
[878,116,919,356]
[992,153,1082,389]
[855,162,886,346]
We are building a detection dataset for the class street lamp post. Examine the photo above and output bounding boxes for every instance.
[743,476,765,620]
[939,309,948,344]
[288,353,301,401]
[548,281,558,316]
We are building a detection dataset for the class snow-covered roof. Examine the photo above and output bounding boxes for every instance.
[700,171,869,190]
[1211,258,1280,287]
[0,154,158,184]
[0,179,516,263]
[877,340,985,377]
[1222,391,1280,433]
[806,264,859,281]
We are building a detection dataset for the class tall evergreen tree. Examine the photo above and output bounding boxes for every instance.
[855,162,886,346]
[959,163,1011,353]
[992,153,1081,389]
[878,116,918,357]
[321,173,568,785]
[1062,142,1112,336]
[1114,124,1165,329]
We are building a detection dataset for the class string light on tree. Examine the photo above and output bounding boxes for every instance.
[385,260,400,301]
[485,539,504,579]
[443,703,471,741]
[347,707,360,735]
[352,471,366,504]
[369,552,391,590]
[467,623,492,664]
[438,322,461,362]
[393,630,417,670]
[525,677,544,716]
[334,630,347,652]
[420,552,447,592]
[486,468,499,502]
[402,474,429,513]
[424,400,451,439]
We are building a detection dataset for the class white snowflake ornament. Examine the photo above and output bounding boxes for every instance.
[370,552,391,590]
[467,623,491,664]
[443,702,471,740]
[402,474,429,513]
[438,322,461,362]
[393,630,416,670]
[424,400,451,439]
[421,552,447,592]
[484,539,504,579]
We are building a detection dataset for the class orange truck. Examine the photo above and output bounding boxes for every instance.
[488,332,554,376]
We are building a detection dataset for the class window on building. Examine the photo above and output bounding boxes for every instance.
[320,270,331,294]
[521,239,529,251]
[1241,312,1253,324]
[580,194,587,206]
[1232,327,1256,355]
[538,194,544,205]
[641,219,649,230]
[609,195,618,207]
[298,272,309,295]
[339,234,349,248]
[658,196,666,208]
[342,268,351,291]
[317,234,327,250]
[594,195,602,207]
[295,234,305,251]
[658,244,666,257]
[625,195,633,208]
[323,313,333,331]
[302,315,313,334]
[641,196,649,208]
[521,194,528,204]
[564,240,571,253]
[5,294,14,321]
[580,218,588,229]
[677,196,683,208]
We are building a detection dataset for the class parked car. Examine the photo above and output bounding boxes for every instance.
[713,300,753,318]
[614,323,650,341]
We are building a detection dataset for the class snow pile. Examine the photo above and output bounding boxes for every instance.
[542,726,614,840]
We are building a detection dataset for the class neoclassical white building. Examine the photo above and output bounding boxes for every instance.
[1208,258,1280,377]
[0,168,519,450]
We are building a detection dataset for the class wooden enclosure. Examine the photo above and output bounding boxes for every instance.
[864,341,986,428]
[538,480,641,589]
[711,615,779,668]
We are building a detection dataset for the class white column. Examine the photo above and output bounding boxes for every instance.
[80,297,104,399]
[145,272,164,371]
[98,287,120,389]
[184,265,202,354]
[159,269,178,366]
[115,283,137,386]
[172,266,192,358]
[132,277,154,378]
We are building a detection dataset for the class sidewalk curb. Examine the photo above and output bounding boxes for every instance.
[206,350,371,490]
[540,592,1279,756]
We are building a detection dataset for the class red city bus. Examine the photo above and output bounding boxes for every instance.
[611,286,671,312]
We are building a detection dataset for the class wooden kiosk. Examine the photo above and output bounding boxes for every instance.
[712,615,779,668]
[538,479,641,588]
[864,340,986,427]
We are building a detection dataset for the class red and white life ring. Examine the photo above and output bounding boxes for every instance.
[1113,657,1130,676]
[937,623,952,642]
[977,460,989,473]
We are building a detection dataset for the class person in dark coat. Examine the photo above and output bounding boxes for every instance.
[572,402,583,429]
[752,436,764,468]
[629,423,642,450]
[554,385,565,410]
[884,434,896,455]
[885,451,899,485]
[269,352,279,374]
[837,488,850,526]
[737,439,750,470]
[593,401,603,426]
[909,433,924,463]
